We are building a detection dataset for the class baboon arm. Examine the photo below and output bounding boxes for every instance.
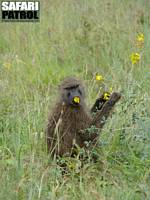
[91,92,121,128]
[80,92,121,143]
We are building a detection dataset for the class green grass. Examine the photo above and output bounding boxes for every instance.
[0,0,150,199]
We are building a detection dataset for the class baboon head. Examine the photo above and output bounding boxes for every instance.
[59,77,85,107]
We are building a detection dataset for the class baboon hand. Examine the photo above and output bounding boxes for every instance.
[109,92,121,106]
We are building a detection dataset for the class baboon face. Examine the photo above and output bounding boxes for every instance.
[59,77,85,107]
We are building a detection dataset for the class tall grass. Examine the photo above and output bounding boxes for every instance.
[0,0,150,199]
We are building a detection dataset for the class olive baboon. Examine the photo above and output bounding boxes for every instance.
[46,77,121,157]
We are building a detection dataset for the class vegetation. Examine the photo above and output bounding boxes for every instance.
[0,0,150,199]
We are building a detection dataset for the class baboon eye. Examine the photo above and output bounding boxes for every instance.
[67,92,71,97]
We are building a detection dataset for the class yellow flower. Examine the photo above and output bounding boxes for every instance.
[135,33,144,48]
[103,92,110,101]
[130,53,140,64]
[73,96,80,104]
[3,62,11,70]
[96,74,104,81]
[137,33,144,42]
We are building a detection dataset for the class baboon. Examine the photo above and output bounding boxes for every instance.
[46,76,121,157]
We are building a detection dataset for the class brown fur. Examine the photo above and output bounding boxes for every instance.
[46,77,121,157]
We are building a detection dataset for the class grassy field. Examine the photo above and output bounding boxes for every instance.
[0,0,150,199]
